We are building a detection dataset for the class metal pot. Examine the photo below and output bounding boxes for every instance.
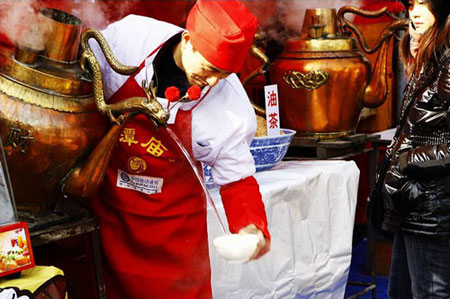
[0,7,170,217]
[0,8,107,215]
[269,7,408,139]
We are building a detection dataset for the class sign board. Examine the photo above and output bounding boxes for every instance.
[264,84,281,136]
[0,222,35,277]
[0,137,34,278]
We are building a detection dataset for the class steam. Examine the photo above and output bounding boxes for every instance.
[244,0,364,45]
[0,0,50,50]
[0,0,138,50]
[277,0,363,35]
[70,0,139,29]
[0,0,366,52]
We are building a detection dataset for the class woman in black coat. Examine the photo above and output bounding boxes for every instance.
[382,0,450,297]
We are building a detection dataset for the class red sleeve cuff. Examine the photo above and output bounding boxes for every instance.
[220,176,271,240]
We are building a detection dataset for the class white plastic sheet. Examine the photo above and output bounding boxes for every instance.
[207,160,360,299]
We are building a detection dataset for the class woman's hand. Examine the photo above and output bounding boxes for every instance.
[238,224,271,260]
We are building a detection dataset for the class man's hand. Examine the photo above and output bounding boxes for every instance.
[238,224,270,260]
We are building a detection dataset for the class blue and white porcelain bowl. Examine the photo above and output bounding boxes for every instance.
[203,129,296,187]
[250,128,296,172]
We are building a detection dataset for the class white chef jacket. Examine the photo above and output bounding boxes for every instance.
[89,14,257,186]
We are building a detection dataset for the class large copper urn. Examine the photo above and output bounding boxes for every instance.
[0,8,169,217]
[0,9,108,215]
[0,8,108,215]
[269,7,408,138]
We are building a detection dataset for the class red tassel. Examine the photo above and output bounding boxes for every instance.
[187,86,202,101]
[164,86,181,102]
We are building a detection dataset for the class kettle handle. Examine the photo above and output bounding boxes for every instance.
[337,6,408,55]
[242,33,270,87]
[80,28,138,75]
[79,28,169,127]
[242,33,270,116]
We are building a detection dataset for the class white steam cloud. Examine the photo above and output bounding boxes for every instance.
[0,0,138,49]
[244,0,364,45]
[0,0,50,49]
[0,0,367,53]
[70,0,138,29]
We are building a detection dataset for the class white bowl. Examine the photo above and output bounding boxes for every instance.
[213,234,259,263]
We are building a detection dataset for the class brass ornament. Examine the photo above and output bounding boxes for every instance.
[80,28,169,127]
[0,74,95,113]
[80,29,138,77]
[283,70,330,90]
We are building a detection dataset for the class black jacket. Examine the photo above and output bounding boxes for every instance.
[382,53,450,237]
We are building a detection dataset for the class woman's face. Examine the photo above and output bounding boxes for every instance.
[409,0,436,34]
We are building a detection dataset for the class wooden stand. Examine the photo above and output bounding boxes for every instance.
[20,201,106,299]
[286,134,380,160]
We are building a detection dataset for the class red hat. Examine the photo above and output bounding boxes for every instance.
[186,0,257,73]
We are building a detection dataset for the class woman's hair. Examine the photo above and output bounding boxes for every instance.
[400,0,450,76]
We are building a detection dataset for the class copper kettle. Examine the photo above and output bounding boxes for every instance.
[0,8,168,216]
[266,6,408,139]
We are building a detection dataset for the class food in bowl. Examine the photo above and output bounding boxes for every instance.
[255,115,286,137]
[255,115,268,137]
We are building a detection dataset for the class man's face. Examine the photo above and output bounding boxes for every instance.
[408,0,436,34]
[180,32,231,88]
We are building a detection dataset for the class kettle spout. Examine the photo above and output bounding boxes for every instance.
[362,35,390,108]
[361,19,409,108]
[99,95,170,128]
[61,115,132,199]
[148,106,170,128]
[61,98,169,199]
[337,6,408,108]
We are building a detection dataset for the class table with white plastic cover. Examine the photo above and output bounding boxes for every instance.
[206,160,360,299]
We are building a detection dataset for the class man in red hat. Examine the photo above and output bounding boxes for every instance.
[89,1,270,298]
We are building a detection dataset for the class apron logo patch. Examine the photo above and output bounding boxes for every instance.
[141,137,167,157]
[119,127,138,146]
[117,169,163,194]
[127,156,147,174]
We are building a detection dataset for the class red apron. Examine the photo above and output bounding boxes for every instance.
[91,49,212,299]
